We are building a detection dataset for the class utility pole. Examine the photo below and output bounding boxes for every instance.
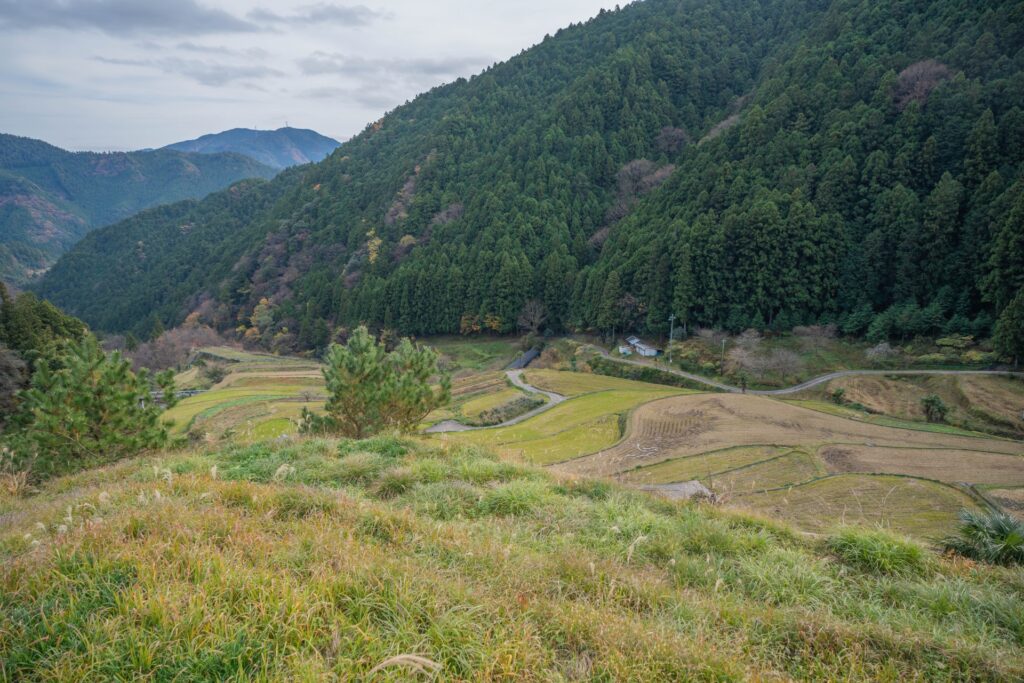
[720,338,727,374]
[667,314,676,364]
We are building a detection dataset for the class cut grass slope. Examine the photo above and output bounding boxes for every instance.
[2,437,1023,680]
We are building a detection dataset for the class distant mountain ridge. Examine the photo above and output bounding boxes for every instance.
[0,133,278,284]
[164,127,341,169]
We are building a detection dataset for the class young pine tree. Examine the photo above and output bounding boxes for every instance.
[302,326,450,438]
[3,336,176,480]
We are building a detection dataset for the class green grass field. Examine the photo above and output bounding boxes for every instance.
[447,388,684,464]
[429,337,520,372]
[523,369,687,396]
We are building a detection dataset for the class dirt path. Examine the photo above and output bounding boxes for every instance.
[425,370,567,433]
[590,347,1023,396]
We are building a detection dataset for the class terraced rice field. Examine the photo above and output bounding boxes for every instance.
[521,369,678,397]
[621,446,791,485]
[166,347,326,442]
[445,388,683,464]
[430,337,519,372]
[735,474,982,538]
[817,444,1024,485]
[559,394,1023,478]
[554,392,1024,538]
[985,487,1024,519]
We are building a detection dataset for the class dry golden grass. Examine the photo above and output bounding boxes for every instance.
[957,376,1024,434]
[830,376,930,419]
[558,394,1023,478]
[985,487,1024,520]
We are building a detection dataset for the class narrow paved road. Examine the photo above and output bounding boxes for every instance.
[425,370,567,433]
[590,346,1023,396]
[424,354,1022,434]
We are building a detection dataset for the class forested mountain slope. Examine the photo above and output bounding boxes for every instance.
[36,0,1024,351]
[0,134,276,283]
[164,127,341,170]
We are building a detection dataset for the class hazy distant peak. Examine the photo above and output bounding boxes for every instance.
[164,127,341,169]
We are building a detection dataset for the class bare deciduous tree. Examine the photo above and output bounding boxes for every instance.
[767,349,803,382]
[517,300,549,334]
[655,126,691,154]
[794,324,837,350]
[735,329,763,350]
[130,325,225,372]
[894,59,952,110]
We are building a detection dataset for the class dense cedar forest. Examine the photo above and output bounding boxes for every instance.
[34,0,1024,352]
[0,134,276,284]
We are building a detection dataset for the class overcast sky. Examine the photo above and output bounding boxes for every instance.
[0,0,615,151]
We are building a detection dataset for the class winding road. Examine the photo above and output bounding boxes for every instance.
[423,353,1023,433]
[425,370,566,433]
[589,346,1023,396]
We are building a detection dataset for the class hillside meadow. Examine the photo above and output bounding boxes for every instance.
[3,436,1024,681]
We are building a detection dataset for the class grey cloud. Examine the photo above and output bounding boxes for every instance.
[249,3,382,27]
[0,0,259,36]
[299,86,396,109]
[298,52,490,79]
[95,56,284,87]
[176,41,270,60]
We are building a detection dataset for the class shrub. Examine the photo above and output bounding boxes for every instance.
[915,353,952,364]
[943,509,1024,565]
[467,394,545,426]
[962,350,997,364]
[202,363,229,385]
[829,388,846,405]
[590,357,709,391]
[826,528,926,575]
[921,394,948,423]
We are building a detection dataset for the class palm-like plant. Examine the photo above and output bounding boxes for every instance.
[943,509,1024,565]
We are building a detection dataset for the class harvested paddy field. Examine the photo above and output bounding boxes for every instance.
[818,444,1024,485]
[733,474,982,538]
[559,394,1024,478]
[555,391,1024,537]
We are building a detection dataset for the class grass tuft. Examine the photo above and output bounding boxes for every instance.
[476,480,553,516]
[826,527,927,575]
